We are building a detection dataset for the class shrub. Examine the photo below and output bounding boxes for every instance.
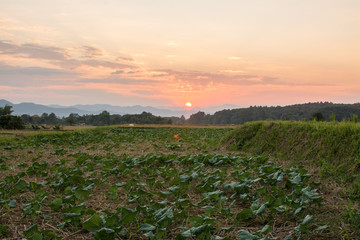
[311,112,325,121]
[0,115,25,129]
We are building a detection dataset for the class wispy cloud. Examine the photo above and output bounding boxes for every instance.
[0,40,135,70]
[75,59,132,69]
[78,77,161,85]
[112,70,124,74]
[0,64,75,76]
[153,69,281,90]
[81,45,103,58]
[132,89,162,96]
[0,40,68,60]
[116,56,134,62]
[0,63,78,87]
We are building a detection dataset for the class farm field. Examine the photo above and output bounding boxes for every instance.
[0,124,355,239]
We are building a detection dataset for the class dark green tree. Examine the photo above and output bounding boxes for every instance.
[66,113,80,126]
[0,105,13,116]
[311,112,325,121]
[0,105,25,129]
[66,117,75,126]
[21,114,32,124]
[99,111,111,125]
[48,113,58,124]
[188,111,206,124]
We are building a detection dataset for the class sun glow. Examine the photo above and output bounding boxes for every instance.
[185,102,192,107]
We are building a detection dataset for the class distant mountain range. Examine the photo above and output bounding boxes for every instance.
[0,99,241,118]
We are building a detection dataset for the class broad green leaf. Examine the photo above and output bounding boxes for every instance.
[15,179,27,191]
[301,215,313,225]
[94,228,115,240]
[27,232,43,240]
[41,229,60,240]
[180,229,192,238]
[254,203,266,215]
[144,231,156,238]
[104,214,119,228]
[163,208,174,219]
[294,207,302,215]
[315,225,328,231]
[140,223,156,231]
[191,172,199,179]
[83,183,95,191]
[256,187,266,195]
[236,209,254,220]
[23,224,40,237]
[71,204,85,213]
[238,229,260,240]
[259,224,271,235]
[277,173,284,182]
[281,233,294,240]
[50,198,63,211]
[74,189,90,202]
[64,213,81,218]
[157,208,174,227]
[275,205,286,213]
[82,214,103,232]
[120,207,137,224]
[191,224,208,236]
[8,200,16,208]
[115,182,127,187]
[180,174,191,182]
[290,175,301,185]
[190,216,204,227]
[155,228,166,239]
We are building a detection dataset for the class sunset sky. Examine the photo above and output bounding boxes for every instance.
[1,0,359,109]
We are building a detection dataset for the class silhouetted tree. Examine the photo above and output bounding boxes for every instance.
[47,113,58,125]
[66,117,75,126]
[311,112,325,121]
[188,111,206,124]
[0,105,13,116]
[21,114,32,124]
[0,105,24,129]
[99,111,111,125]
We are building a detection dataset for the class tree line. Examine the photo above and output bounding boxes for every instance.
[185,102,360,124]
[20,110,172,126]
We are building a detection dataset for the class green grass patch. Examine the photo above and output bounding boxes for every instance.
[223,121,360,190]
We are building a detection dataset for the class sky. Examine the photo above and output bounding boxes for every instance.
[0,0,359,109]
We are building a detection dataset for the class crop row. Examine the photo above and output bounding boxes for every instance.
[1,151,324,239]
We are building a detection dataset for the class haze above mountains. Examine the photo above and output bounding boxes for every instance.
[0,99,240,118]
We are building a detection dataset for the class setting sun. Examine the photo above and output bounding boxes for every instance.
[185,102,192,108]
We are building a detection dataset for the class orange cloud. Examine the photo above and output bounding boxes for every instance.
[1,38,359,108]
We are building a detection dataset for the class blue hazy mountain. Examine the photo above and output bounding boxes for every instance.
[0,99,241,117]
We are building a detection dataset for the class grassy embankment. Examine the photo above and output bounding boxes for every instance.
[223,121,360,183]
[223,120,360,238]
